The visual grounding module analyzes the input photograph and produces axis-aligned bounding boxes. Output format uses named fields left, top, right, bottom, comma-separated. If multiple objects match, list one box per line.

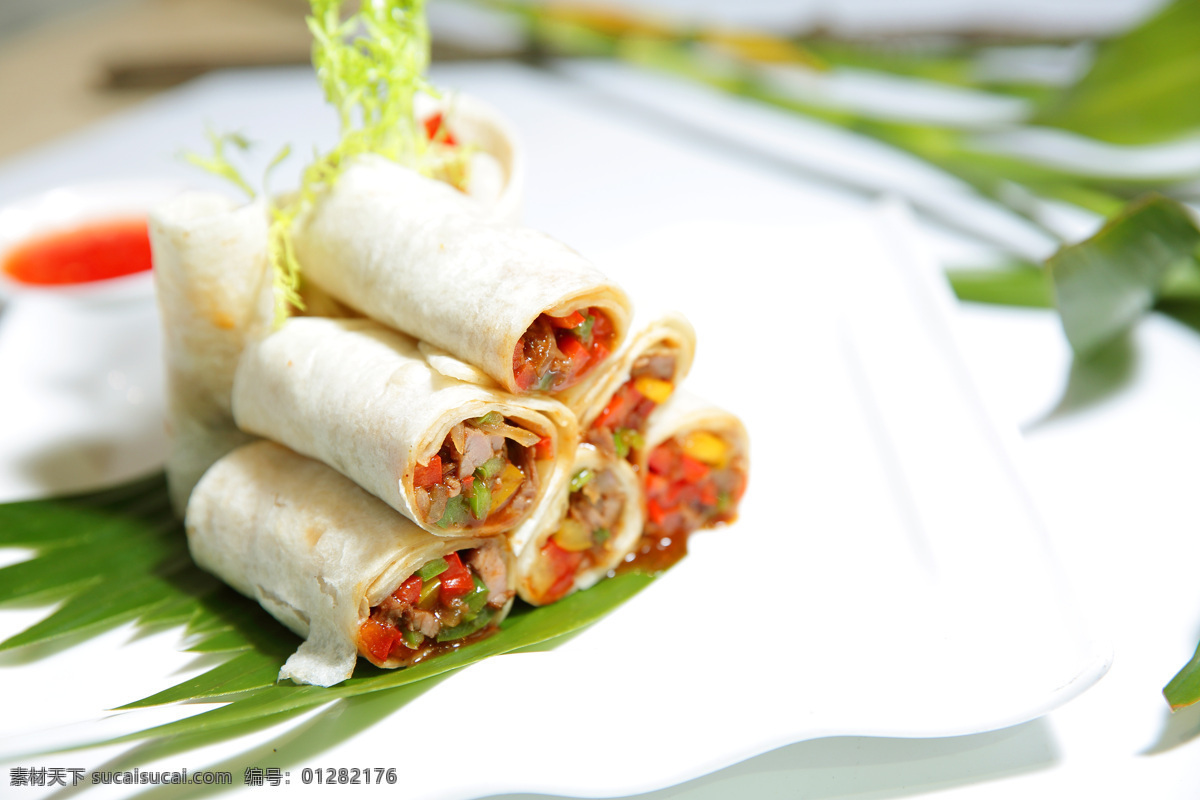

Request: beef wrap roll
left=507, top=444, right=643, bottom=606
left=149, top=192, right=272, bottom=514
left=291, top=156, right=632, bottom=405
left=637, top=391, right=749, bottom=546
left=187, top=441, right=516, bottom=686
left=577, top=312, right=696, bottom=468
left=232, top=317, right=577, bottom=536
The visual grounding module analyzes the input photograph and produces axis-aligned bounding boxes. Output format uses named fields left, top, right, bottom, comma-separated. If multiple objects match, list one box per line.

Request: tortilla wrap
left=507, top=443, right=643, bottom=605
left=575, top=311, right=697, bottom=433
left=232, top=316, right=578, bottom=536
left=149, top=192, right=273, bottom=514
left=291, top=156, right=632, bottom=401
left=186, top=440, right=514, bottom=686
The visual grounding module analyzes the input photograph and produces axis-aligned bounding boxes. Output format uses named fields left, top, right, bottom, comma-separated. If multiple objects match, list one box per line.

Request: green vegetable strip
left=437, top=496, right=471, bottom=528
left=468, top=479, right=491, bottom=520
left=437, top=607, right=496, bottom=642
left=569, top=468, right=595, bottom=493
left=417, top=558, right=449, bottom=581
left=475, top=457, right=504, bottom=481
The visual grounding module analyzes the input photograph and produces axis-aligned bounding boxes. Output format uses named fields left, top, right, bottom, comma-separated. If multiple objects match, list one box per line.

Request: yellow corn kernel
left=633, top=376, right=674, bottom=404
left=681, top=431, right=729, bottom=466
left=552, top=519, right=593, bottom=552
left=488, top=463, right=525, bottom=512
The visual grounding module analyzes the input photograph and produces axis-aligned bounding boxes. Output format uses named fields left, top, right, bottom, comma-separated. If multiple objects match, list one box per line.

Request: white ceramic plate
left=0, top=65, right=1109, bottom=799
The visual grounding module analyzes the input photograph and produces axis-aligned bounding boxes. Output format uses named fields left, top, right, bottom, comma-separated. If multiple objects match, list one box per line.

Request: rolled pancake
left=187, top=441, right=515, bottom=686
left=149, top=192, right=273, bottom=514
left=508, top=443, right=643, bottom=606
left=232, top=316, right=578, bottom=536
left=576, top=312, right=696, bottom=460
left=291, top=155, right=631, bottom=402
left=638, top=390, right=750, bottom=537
left=418, top=92, right=525, bottom=225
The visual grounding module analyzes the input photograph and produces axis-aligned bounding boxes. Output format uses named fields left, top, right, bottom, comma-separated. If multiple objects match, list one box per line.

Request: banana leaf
left=1047, top=194, right=1200, bottom=356
left=1033, top=0, right=1200, bottom=145
left=0, top=475, right=659, bottom=754
left=1165, top=641, right=1200, bottom=710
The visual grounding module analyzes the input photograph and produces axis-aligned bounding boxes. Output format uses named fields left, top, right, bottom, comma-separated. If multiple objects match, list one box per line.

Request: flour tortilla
left=232, top=316, right=578, bottom=536
left=507, top=443, right=643, bottom=605
left=186, top=440, right=513, bottom=686
left=574, top=311, right=697, bottom=432
left=291, top=156, right=631, bottom=400
left=149, top=192, right=273, bottom=514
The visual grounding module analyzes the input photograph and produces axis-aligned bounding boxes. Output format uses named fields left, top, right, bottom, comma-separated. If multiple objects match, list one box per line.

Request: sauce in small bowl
left=3, top=218, right=152, bottom=286
left=0, top=181, right=184, bottom=500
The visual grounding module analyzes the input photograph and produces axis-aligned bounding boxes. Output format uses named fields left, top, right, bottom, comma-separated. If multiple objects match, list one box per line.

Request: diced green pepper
left=716, top=491, right=731, bottom=512
left=536, top=370, right=555, bottom=391
left=573, top=314, right=595, bottom=345
left=475, top=457, right=504, bottom=482
left=474, top=411, right=503, bottom=427
left=569, top=468, right=595, bottom=493
left=437, top=495, right=471, bottom=528
left=418, top=576, right=442, bottom=609
left=468, top=477, right=491, bottom=520
left=593, top=528, right=610, bottom=544
left=437, top=606, right=495, bottom=642
left=613, top=428, right=644, bottom=459
left=401, top=629, right=424, bottom=649
left=464, top=574, right=489, bottom=618
left=417, top=557, right=449, bottom=581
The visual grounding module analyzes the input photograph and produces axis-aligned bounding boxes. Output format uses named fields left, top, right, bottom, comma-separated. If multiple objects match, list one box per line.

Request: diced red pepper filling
left=358, top=541, right=513, bottom=667
left=513, top=307, right=615, bottom=393
left=527, top=467, right=625, bottom=605
left=423, top=112, right=458, bottom=147
left=585, top=349, right=677, bottom=464
left=643, top=434, right=746, bottom=541
left=423, top=111, right=471, bottom=191
left=412, top=413, right=545, bottom=531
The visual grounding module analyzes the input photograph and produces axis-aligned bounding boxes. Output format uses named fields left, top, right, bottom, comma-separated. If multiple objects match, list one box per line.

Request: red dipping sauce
left=2, top=218, right=152, bottom=286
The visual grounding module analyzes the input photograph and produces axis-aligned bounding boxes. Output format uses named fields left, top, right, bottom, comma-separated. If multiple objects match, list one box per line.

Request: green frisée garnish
left=185, top=0, right=472, bottom=326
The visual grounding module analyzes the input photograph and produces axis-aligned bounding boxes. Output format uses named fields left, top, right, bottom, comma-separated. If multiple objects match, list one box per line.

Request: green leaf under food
left=947, top=264, right=1054, bottom=308
left=1048, top=194, right=1200, bottom=356
left=1034, top=0, right=1200, bottom=144
left=1164, top=640, right=1200, bottom=710
left=97, top=572, right=655, bottom=748
left=0, top=474, right=661, bottom=758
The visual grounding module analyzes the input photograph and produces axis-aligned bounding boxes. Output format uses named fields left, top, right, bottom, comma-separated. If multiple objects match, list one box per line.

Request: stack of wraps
left=154, top=105, right=748, bottom=687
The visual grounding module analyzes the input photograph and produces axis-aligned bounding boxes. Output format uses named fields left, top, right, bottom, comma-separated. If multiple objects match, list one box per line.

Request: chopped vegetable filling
left=412, top=413, right=544, bottom=530
left=586, top=350, right=677, bottom=463
left=528, top=466, right=625, bottom=604
left=359, top=540, right=513, bottom=666
left=513, top=307, right=615, bottom=392
left=644, top=433, right=746, bottom=540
